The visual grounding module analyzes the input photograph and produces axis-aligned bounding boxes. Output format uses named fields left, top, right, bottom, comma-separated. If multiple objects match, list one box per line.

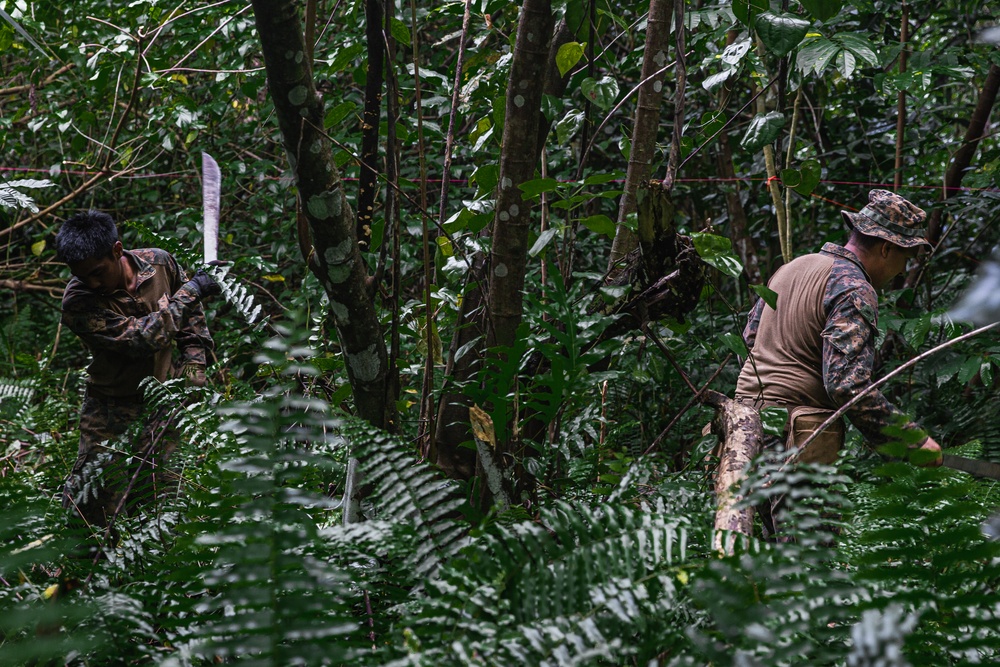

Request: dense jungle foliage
left=3, top=0, right=1000, bottom=664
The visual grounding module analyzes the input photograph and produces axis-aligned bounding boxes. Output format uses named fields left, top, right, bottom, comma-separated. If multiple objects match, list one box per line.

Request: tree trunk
left=924, top=63, right=1000, bottom=246
left=486, top=0, right=554, bottom=351
left=608, top=0, right=674, bottom=268
left=431, top=4, right=571, bottom=482
left=250, top=0, right=395, bottom=431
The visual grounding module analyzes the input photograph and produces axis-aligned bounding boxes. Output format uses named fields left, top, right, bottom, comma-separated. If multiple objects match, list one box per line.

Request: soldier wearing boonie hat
left=841, top=189, right=933, bottom=251
left=733, top=189, right=941, bottom=541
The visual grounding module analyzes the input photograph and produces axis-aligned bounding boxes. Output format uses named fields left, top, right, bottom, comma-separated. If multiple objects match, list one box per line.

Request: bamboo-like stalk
left=782, top=87, right=803, bottom=259
left=893, top=2, right=909, bottom=191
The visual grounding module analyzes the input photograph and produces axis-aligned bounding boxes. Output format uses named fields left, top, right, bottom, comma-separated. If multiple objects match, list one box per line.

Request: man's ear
left=880, top=241, right=893, bottom=258
left=112, top=240, right=124, bottom=258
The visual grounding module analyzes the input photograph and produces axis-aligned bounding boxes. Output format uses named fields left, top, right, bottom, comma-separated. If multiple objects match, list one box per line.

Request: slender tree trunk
left=486, top=0, right=554, bottom=350
left=608, top=0, right=674, bottom=267
left=925, top=63, right=1000, bottom=246
left=250, top=0, right=395, bottom=431
left=432, top=15, right=580, bottom=481
left=716, top=134, right=762, bottom=286
left=356, top=0, right=385, bottom=251
left=893, top=2, right=909, bottom=190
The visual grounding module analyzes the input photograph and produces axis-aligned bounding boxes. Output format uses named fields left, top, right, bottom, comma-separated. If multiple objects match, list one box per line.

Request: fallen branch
left=702, top=389, right=762, bottom=555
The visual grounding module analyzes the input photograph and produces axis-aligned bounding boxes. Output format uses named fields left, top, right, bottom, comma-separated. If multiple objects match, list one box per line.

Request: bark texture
left=703, top=390, right=763, bottom=555
left=432, top=5, right=571, bottom=481
left=924, top=63, right=1000, bottom=247
left=251, top=0, right=394, bottom=430
left=486, top=0, right=554, bottom=350
left=608, top=0, right=674, bottom=266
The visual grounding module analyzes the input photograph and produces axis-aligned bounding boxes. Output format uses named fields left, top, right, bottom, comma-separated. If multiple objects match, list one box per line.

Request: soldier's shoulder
left=130, top=247, right=176, bottom=266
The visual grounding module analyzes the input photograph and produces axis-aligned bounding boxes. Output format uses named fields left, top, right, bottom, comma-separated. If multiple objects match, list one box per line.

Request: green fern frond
left=345, top=418, right=467, bottom=579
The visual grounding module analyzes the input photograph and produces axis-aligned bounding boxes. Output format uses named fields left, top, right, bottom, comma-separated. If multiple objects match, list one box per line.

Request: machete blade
left=201, top=152, right=221, bottom=264
left=942, top=453, right=1000, bottom=480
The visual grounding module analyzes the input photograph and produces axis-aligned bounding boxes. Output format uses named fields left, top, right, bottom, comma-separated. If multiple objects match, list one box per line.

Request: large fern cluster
left=4, top=314, right=1000, bottom=665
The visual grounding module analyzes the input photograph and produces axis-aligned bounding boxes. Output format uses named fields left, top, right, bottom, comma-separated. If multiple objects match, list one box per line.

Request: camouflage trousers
left=62, top=392, right=180, bottom=530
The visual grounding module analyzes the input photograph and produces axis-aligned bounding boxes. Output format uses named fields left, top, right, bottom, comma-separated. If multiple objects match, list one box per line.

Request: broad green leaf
left=390, top=17, right=411, bottom=47
left=796, top=36, right=840, bottom=76
left=324, top=101, right=355, bottom=129
left=750, top=284, right=779, bottom=309
left=958, top=355, right=982, bottom=386
left=702, top=69, right=736, bottom=92
left=700, top=111, right=727, bottom=139
left=436, top=235, right=454, bottom=258
left=471, top=164, right=498, bottom=196
left=760, top=407, right=789, bottom=437
left=794, top=159, right=821, bottom=196
left=555, top=109, right=585, bottom=145
left=583, top=171, right=623, bottom=186
left=691, top=232, right=744, bottom=278
left=721, top=331, right=748, bottom=358
left=780, top=167, right=801, bottom=188
left=835, top=49, right=857, bottom=79
left=581, top=75, right=619, bottom=110
left=519, top=177, right=559, bottom=199
left=798, top=0, right=842, bottom=22
left=680, top=136, right=695, bottom=158
left=732, top=0, right=768, bottom=26
left=31, top=239, right=45, bottom=256
left=443, top=207, right=472, bottom=234
left=599, top=284, right=630, bottom=304
left=529, top=228, right=559, bottom=257
left=556, top=41, right=586, bottom=77
left=755, top=12, right=811, bottom=56
left=580, top=214, right=616, bottom=238
left=739, top=111, right=785, bottom=153
left=721, top=39, right=752, bottom=66
left=836, top=33, right=879, bottom=67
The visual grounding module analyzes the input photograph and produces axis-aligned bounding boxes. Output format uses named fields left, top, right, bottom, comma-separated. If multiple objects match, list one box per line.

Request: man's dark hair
left=848, top=229, right=885, bottom=252
left=55, top=210, right=119, bottom=264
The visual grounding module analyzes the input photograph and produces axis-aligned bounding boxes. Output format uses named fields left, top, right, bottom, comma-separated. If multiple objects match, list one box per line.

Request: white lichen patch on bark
left=328, top=299, right=349, bottom=324
left=308, top=191, right=343, bottom=221
left=349, top=344, right=381, bottom=383
left=494, top=263, right=508, bottom=278
left=323, top=238, right=354, bottom=283
left=289, top=85, right=309, bottom=106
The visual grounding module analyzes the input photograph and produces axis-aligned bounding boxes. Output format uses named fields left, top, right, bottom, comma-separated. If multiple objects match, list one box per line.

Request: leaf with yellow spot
left=31, top=240, right=45, bottom=256
left=43, top=584, right=59, bottom=600
left=262, top=274, right=285, bottom=282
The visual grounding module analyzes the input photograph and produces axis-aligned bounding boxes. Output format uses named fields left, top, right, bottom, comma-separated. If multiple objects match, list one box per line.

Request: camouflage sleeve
left=743, top=297, right=765, bottom=352
left=63, top=282, right=206, bottom=360
left=168, top=255, right=214, bottom=366
left=821, top=280, right=927, bottom=447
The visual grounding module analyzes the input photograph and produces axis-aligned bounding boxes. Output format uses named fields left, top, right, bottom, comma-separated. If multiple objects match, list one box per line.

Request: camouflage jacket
left=62, top=248, right=213, bottom=399
left=739, top=243, right=926, bottom=446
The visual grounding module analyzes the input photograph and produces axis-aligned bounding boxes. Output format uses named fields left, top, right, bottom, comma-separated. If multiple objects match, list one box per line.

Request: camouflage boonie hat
left=841, top=189, right=932, bottom=250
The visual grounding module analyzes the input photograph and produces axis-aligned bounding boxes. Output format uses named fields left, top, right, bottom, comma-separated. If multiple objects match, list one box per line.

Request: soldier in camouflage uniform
left=55, top=210, right=220, bottom=530
left=734, top=190, right=942, bottom=538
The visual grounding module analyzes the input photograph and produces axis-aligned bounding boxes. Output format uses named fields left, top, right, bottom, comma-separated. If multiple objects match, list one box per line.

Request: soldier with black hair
left=55, top=209, right=220, bottom=530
